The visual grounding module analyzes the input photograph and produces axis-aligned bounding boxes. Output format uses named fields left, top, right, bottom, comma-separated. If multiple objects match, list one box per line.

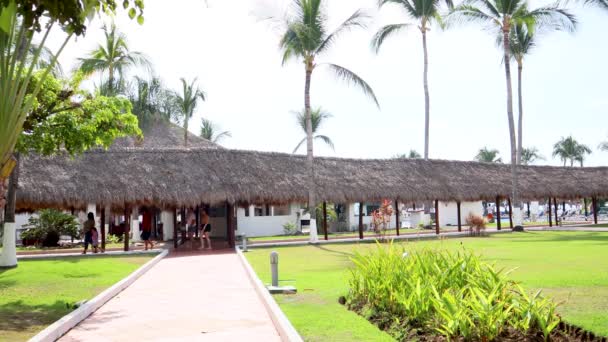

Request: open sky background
left=45, top=0, right=608, bottom=166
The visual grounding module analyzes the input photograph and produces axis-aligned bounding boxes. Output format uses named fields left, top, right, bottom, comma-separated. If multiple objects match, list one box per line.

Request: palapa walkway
left=60, top=249, right=281, bottom=342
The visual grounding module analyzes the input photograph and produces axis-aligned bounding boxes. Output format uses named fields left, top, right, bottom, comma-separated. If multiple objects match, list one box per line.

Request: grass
left=249, top=227, right=458, bottom=243
left=16, top=242, right=124, bottom=253
left=0, top=255, right=153, bottom=341
left=245, top=231, right=608, bottom=341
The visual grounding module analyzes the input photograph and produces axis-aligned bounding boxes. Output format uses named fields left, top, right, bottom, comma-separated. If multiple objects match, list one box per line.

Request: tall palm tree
left=75, top=23, right=152, bottom=95
left=279, top=0, right=379, bottom=229
left=372, top=0, right=452, bottom=160
left=553, top=136, right=589, bottom=167
left=200, top=118, right=231, bottom=144
left=293, top=107, right=334, bottom=153
left=449, top=0, right=575, bottom=209
left=599, top=139, right=608, bottom=152
left=128, top=76, right=176, bottom=129
left=520, top=146, right=544, bottom=165
left=173, top=78, right=206, bottom=146
left=475, top=147, right=502, bottom=163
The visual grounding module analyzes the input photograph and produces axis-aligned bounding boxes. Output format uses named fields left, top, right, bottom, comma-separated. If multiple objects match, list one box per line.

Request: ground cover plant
left=245, top=231, right=608, bottom=341
left=0, top=255, right=153, bottom=341
left=346, top=243, right=560, bottom=341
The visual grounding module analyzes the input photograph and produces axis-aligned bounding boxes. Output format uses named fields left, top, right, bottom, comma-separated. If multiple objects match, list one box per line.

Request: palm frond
left=371, top=23, right=411, bottom=54
left=599, top=141, right=608, bottom=152
left=445, top=4, right=500, bottom=29
left=525, top=6, right=577, bottom=34
left=315, top=134, right=335, bottom=150
left=293, top=137, right=307, bottom=153
left=322, top=63, right=379, bottom=108
left=316, top=9, right=370, bottom=54
left=213, top=130, right=232, bottom=143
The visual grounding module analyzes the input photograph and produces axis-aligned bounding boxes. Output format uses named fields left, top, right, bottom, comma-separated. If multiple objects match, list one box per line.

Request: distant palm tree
left=293, top=108, right=334, bottom=153
left=449, top=0, right=576, bottom=208
left=599, top=140, right=608, bottom=152
left=279, top=0, right=379, bottom=225
left=395, top=150, right=422, bottom=159
left=553, top=136, right=590, bottom=167
left=520, top=147, right=544, bottom=165
left=475, top=147, right=502, bottom=163
left=75, top=23, right=152, bottom=95
left=200, top=118, right=231, bottom=144
left=128, top=76, right=176, bottom=129
left=372, top=0, right=452, bottom=160
left=173, top=78, right=206, bottom=146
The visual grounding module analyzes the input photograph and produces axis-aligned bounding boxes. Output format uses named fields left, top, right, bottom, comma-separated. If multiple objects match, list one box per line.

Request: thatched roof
left=111, top=120, right=219, bottom=149
left=16, top=148, right=608, bottom=211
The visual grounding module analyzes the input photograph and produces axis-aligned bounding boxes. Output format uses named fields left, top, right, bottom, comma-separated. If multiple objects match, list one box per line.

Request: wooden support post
left=508, top=198, right=513, bottom=229
left=358, top=202, right=364, bottom=240
left=195, top=205, right=200, bottom=239
left=100, top=206, right=106, bottom=252
left=495, top=197, right=501, bottom=231
left=526, top=202, right=530, bottom=218
left=562, top=201, right=566, bottom=212
left=584, top=198, right=588, bottom=217
left=123, top=206, right=130, bottom=252
left=548, top=199, right=553, bottom=227
left=180, top=207, right=186, bottom=245
left=226, top=202, right=235, bottom=248
left=412, top=202, right=416, bottom=211
left=592, top=197, right=598, bottom=224
left=456, top=201, right=462, bottom=232
left=435, top=199, right=440, bottom=235
left=554, top=198, right=559, bottom=226
left=395, top=200, right=400, bottom=236
left=322, top=202, right=328, bottom=241
left=173, top=207, right=178, bottom=249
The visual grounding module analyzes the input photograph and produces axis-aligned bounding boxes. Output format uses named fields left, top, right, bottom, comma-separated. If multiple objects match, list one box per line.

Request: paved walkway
left=60, top=251, right=281, bottom=342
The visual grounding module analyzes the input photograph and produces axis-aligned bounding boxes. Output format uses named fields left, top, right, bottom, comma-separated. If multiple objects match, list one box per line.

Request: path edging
left=235, top=246, right=303, bottom=342
left=28, top=249, right=168, bottom=342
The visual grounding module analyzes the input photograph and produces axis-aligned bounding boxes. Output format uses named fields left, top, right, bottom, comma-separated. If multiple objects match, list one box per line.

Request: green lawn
left=16, top=242, right=124, bottom=253
left=249, top=227, right=458, bottom=243
left=0, top=255, right=153, bottom=341
left=245, top=231, right=608, bottom=341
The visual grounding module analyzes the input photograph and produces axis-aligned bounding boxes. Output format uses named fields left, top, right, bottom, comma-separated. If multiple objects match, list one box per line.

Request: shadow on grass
left=0, top=300, right=69, bottom=333
left=506, top=231, right=608, bottom=244
left=312, top=245, right=355, bottom=258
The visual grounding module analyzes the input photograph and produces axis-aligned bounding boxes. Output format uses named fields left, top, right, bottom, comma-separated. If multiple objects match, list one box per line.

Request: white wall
left=438, top=201, right=484, bottom=227
left=235, top=205, right=299, bottom=237
left=347, top=203, right=398, bottom=231
left=160, top=210, right=174, bottom=241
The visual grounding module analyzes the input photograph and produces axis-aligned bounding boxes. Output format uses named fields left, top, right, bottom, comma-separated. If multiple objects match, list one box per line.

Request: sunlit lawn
left=246, top=231, right=608, bottom=341
left=249, top=227, right=459, bottom=243
left=0, top=255, right=153, bottom=341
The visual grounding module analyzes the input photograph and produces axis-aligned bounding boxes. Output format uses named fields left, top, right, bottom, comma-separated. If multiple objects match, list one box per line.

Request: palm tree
left=293, top=107, right=334, bottom=153
left=553, top=136, right=589, bottom=167
left=75, top=23, right=152, bottom=95
left=599, top=140, right=608, bottom=152
left=173, top=78, right=206, bottom=146
left=394, top=150, right=422, bottom=159
left=520, top=147, right=544, bottom=165
left=279, top=0, right=379, bottom=230
left=449, top=0, right=576, bottom=208
left=475, top=147, right=502, bottom=163
left=200, top=118, right=231, bottom=144
left=372, top=0, right=452, bottom=160
left=128, top=76, right=176, bottom=129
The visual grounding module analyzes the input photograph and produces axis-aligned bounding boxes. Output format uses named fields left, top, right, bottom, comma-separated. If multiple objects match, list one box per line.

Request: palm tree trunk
left=502, top=27, right=519, bottom=211
left=108, top=64, right=114, bottom=95
left=0, top=153, right=19, bottom=267
left=305, top=64, right=316, bottom=223
left=422, top=25, right=430, bottom=160
left=184, top=118, right=189, bottom=146
left=516, top=60, right=523, bottom=165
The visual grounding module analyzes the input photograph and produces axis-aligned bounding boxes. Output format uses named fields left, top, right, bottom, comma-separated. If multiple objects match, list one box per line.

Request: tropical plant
left=283, top=222, right=297, bottom=235
left=475, top=147, right=502, bottom=163
left=128, top=76, right=176, bottom=129
left=173, top=78, right=206, bottom=146
left=200, top=118, right=231, bottom=144
left=395, top=149, right=422, bottom=159
left=372, top=0, right=453, bottom=160
left=20, top=209, right=79, bottom=247
left=552, top=136, right=590, bottom=167
left=598, top=139, right=608, bottom=152
left=293, top=107, right=334, bottom=153
left=278, top=0, right=379, bottom=229
left=520, top=146, right=544, bottom=165
left=75, top=23, right=152, bottom=96
left=448, top=0, right=576, bottom=209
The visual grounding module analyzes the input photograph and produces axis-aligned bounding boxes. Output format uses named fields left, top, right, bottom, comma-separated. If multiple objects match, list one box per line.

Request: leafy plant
left=21, top=209, right=78, bottom=247
left=106, top=234, right=122, bottom=244
left=466, top=213, right=486, bottom=236
left=283, top=222, right=297, bottom=236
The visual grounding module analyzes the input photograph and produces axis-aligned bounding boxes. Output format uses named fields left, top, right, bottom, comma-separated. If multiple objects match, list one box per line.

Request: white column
left=270, top=206, right=275, bottom=217
left=0, top=222, right=17, bottom=267
left=104, top=206, right=110, bottom=236
left=131, top=207, right=140, bottom=242
left=309, top=219, right=319, bottom=242
left=160, top=210, right=174, bottom=241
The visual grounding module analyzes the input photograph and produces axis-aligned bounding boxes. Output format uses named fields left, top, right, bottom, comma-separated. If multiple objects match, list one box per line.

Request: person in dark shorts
left=199, top=209, right=212, bottom=250
left=82, top=212, right=95, bottom=254
left=141, top=207, right=154, bottom=250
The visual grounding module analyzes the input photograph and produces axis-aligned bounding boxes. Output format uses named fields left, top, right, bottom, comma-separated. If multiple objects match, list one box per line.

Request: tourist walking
left=91, top=226, right=99, bottom=253
left=199, top=209, right=212, bottom=250
left=141, top=207, right=154, bottom=250
left=82, top=212, right=95, bottom=254
left=187, top=209, right=197, bottom=249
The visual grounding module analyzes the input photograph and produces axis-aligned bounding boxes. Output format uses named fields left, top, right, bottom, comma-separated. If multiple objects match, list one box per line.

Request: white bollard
left=242, top=234, right=248, bottom=252
left=270, top=251, right=279, bottom=287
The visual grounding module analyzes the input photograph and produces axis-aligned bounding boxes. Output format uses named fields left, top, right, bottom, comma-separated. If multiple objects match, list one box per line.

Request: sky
left=45, top=0, right=608, bottom=166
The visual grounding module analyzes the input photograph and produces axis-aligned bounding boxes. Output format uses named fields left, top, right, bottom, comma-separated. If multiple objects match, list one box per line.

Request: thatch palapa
left=16, top=148, right=608, bottom=211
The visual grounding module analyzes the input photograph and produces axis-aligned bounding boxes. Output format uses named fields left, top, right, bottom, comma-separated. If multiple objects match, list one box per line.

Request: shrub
left=21, top=209, right=79, bottom=247
left=346, top=243, right=560, bottom=341
left=283, top=222, right=297, bottom=235
left=106, top=234, right=122, bottom=244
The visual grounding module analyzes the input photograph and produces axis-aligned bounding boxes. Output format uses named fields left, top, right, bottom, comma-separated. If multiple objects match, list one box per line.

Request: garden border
left=235, top=246, right=303, bottom=342
left=28, top=249, right=168, bottom=342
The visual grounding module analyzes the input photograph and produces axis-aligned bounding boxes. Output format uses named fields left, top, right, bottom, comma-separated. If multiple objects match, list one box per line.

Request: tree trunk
left=184, top=117, right=189, bottom=147
left=305, top=61, right=318, bottom=242
left=421, top=24, right=430, bottom=160
left=502, top=26, right=519, bottom=211
left=0, top=153, right=19, bottom=268
left=516, top=60, right=523, bottom=165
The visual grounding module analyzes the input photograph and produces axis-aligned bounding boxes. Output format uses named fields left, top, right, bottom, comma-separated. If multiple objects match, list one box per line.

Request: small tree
left=21, top=209, right=78, bottom=247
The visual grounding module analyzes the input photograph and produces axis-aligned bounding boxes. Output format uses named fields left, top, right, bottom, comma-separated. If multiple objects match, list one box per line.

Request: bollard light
left=242, top=233, right=248, bottom=252
left=270, top=251, right=279, bottom=287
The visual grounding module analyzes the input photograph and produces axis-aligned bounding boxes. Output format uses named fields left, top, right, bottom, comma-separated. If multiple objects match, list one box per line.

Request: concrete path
left=60, top=251, right=281, bottom=342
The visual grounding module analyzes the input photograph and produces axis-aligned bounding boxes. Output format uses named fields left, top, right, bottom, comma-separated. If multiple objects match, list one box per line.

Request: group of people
left=186, top=208, right=212, bottom=250
left=82, top=212, right=102, bottom=254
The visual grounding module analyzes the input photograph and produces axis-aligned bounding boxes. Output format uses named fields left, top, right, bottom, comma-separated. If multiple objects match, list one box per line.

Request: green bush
left=106, top=234, right=122, bottom=244
left=283, top=222, right=297, bottom=235
left=346, top=243, right=560, bottom=341
left=21, top=209, right=79, bottom=247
